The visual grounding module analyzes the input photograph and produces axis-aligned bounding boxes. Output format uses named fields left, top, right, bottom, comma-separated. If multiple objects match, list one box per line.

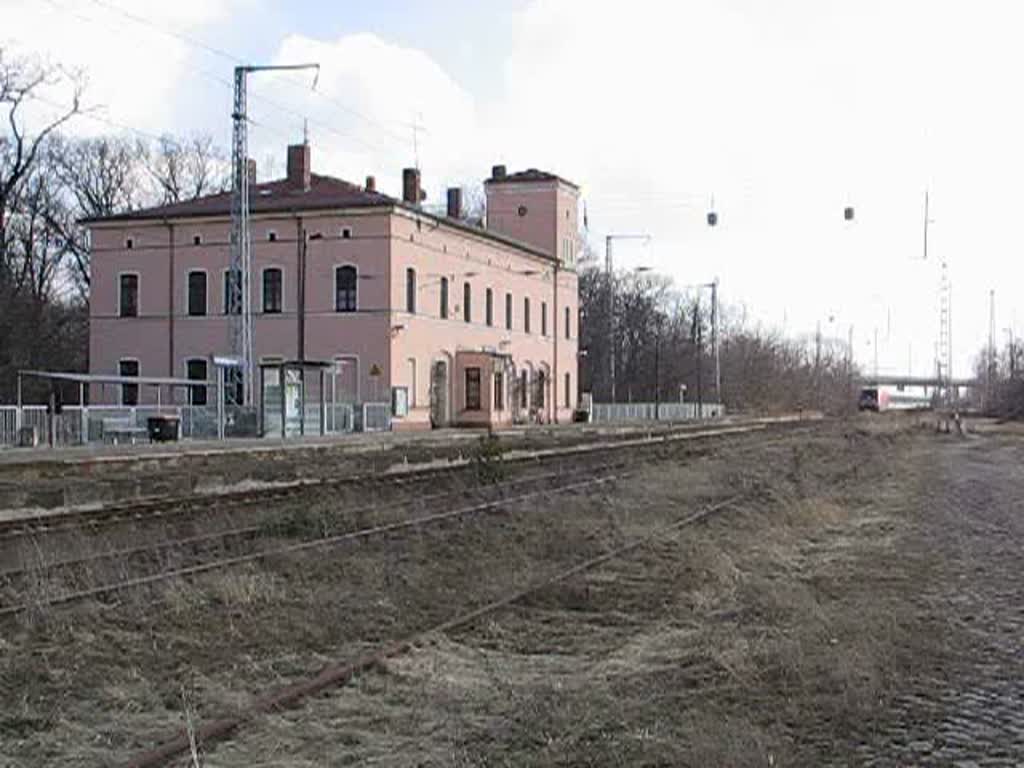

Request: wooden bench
left=101, top=418, right=148, bottom=445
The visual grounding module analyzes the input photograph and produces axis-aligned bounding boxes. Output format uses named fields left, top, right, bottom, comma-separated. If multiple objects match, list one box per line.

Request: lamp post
left=605, top=233, right=651, bottom=403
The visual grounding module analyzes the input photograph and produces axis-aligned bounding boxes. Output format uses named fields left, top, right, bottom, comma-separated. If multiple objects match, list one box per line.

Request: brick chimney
left=491, top=164, right=507, bottom=180
left=402, top=168, right=422, bottom=205
left=446, top=187, right=463, bottom=219
left=365, top=175, right=376, bottom=193
left=246, top=158, right=257, bottom=185
left=287, top=144, right=311, bottom=190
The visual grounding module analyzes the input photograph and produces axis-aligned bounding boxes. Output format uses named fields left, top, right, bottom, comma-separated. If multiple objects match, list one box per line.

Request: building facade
left=85, top=145, right=580, bottom=429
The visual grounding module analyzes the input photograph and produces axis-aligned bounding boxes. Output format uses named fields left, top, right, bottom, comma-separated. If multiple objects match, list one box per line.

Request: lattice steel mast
left=229, top=63, right=319, bottom=405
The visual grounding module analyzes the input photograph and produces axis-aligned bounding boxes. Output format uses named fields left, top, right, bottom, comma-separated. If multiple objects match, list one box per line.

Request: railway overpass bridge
left=856, top=375, right=977, bottom=389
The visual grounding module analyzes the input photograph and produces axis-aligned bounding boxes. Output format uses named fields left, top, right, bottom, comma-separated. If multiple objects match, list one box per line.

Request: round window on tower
left=518, top=205, right=528, bottom=217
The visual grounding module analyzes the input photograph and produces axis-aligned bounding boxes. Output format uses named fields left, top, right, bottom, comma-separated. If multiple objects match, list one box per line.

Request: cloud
left=248, top=32, right=480, bottom=201
left=1, top=0, right=241, bottom=137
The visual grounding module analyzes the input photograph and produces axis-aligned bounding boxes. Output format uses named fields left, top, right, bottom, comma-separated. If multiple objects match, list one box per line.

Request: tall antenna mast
left=229, top=62, right=319, bottom=406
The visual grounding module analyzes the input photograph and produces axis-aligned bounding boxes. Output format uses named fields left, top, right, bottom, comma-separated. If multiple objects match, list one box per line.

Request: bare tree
left=0, top=48, right=82, bottom=260
left=144, top=133, right=229, bottom=205
left=46, top=134, right=144, bottom=291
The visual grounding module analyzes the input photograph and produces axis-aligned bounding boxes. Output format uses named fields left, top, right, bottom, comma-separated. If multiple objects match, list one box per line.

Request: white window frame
left=185, top=268, right=209, bottom=317
left=117, top=270, right=141, bottom=318
left=118, top=357, right=141, bottom=406
left=260, top=265, right=286, bottom=314
left=266, top=229, right=278, bottom=242
left=333, top=263, right=359, bottom=312
left=125, top=236, right=135, bottom=250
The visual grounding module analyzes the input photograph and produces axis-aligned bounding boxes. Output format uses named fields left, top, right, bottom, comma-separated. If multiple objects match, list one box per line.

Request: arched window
left=406, top=268, right=416, bottom=313
left=335, top=265, right=357, bottom=312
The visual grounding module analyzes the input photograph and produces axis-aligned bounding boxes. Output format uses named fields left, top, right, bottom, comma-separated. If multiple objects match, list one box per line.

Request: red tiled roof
left=81, top=173, right=393, bottom=223
left=485, top=168, right=579, bottom=189
left=82, top=172, right=556, bottom=260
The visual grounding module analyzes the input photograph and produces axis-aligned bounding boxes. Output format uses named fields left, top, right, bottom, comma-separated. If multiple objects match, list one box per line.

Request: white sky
left=5, top=0, right=1022, bottom=377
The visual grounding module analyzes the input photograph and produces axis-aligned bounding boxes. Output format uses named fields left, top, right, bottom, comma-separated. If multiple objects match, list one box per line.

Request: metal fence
left=1, top=401, right=369, bottom=448
left=590, top=402, right=725, bottom=423
left=361, top=402, right=392, bottom=433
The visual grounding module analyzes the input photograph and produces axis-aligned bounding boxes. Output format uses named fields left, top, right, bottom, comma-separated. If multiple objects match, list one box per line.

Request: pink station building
left=85, top=144, right=581, bottom=430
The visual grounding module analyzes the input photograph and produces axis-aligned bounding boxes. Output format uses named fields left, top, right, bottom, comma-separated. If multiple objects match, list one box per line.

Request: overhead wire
left=86, top=0, right=412, bottom=149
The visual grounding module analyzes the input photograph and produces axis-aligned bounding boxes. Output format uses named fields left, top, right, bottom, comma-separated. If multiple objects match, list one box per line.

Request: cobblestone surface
left=843, top=436, right=1024, bottom=767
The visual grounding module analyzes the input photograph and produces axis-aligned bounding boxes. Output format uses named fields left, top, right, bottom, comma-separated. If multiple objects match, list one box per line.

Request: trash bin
left=146, top=415, right=180, bottom=442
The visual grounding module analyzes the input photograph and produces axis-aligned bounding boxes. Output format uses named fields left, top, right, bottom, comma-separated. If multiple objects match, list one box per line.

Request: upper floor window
left=440, top=277, right=449, bottom=319
left=263, top=268, right=283, bottom=313
left=119, top=274, right=138, bottom=317
left=125, top=237, right=134, bottom=250
left=565, top=306, right=571, bottom=339
left=267, top=230, right=277, bottom=242
left=406, top=268, right=416, bottom=313
left=341, top=227, right=353, bottom=240
left=119, top=359, right=139, bottom=405
left=223, top=270, right=242, bottom=315
left=193, top=234, right=202, bottom=246
left=187, top=271, right=207, bottom=316
left=485, top=288, right=493, bottom=327
left=524, top=297, right=531, bottom=334
left=541, top=301, right=548, bottom=336
left=463, top=282, right=471, bottom=323
left=335, top=265, right=357, bottom=312
left=506, top=292, right=513, bottom=330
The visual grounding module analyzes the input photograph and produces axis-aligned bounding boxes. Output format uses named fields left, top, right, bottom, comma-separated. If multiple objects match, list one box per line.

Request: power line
left=36, top=0, right=386, bottom=156
left=86, top=0, right=412, bottom=148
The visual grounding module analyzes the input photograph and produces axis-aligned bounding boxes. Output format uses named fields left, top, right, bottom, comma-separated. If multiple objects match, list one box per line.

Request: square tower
left=484, top=166, right=580, bottom=267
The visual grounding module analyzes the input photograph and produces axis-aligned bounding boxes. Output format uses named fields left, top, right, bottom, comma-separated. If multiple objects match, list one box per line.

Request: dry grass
left=0, top=420, right=944, bottom=767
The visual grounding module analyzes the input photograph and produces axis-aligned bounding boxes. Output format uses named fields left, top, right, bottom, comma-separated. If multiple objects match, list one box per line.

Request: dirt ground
left=3, top=416, right=1023, bottom=766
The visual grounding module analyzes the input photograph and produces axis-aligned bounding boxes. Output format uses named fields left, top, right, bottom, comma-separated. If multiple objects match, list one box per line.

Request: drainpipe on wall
left=166, top=220, right=175, bottom=387
left=552, top=260, right=559, bottom=425
left=296, top=218, right=306, bottom=362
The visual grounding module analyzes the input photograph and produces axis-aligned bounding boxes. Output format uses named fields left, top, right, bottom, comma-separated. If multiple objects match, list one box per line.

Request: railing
left=590, top=402, right=725, bottom=423
left=1, top=400, right=381, bottom=448
left=362, top=402, right=392, bottom=433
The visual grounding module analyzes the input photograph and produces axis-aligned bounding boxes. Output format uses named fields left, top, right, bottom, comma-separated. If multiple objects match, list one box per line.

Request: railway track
left=125, top=492, right=745, bottom=768
left=0, top=418, right=816, bottom=619
left=0, top=417, right=804, bottom=541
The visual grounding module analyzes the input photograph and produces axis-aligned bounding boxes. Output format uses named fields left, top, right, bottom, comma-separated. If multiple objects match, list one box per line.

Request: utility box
left=146, top=415, right=180, bottom=442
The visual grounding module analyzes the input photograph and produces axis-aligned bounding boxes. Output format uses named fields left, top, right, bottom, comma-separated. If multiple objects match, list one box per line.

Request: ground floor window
left=494, top=371, right=504, bottom=411
left=186, top=359, right=208, bottom=405
left=534, top=371, right=546, bottom=409
left=119, top=359, right=139, bottom=405
left=465, top=367, right=481, bottom=411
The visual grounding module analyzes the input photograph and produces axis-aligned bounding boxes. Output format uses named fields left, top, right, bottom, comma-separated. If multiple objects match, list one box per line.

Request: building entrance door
left=430, top=359, right=449, bottom=427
